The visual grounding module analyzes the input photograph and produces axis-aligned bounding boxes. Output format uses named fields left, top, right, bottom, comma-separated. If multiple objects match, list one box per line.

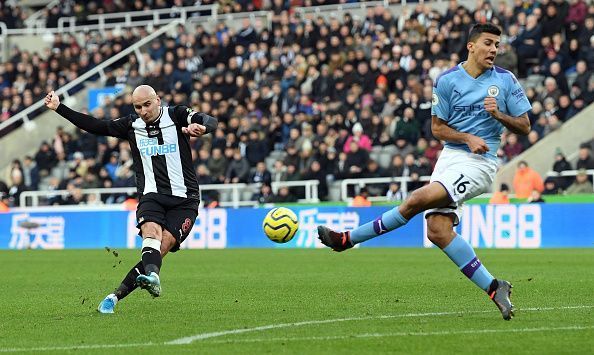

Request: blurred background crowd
left=1, top=0, right=593, bottom=207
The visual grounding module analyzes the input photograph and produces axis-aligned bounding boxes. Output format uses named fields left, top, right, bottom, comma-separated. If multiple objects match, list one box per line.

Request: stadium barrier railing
left=340, top=175, right=432, bottom=202
left=19, top=180, right=320, bottom=208
left=23, top=0, right=60, bottom=28
left=545, top=169, right=594, bottom=192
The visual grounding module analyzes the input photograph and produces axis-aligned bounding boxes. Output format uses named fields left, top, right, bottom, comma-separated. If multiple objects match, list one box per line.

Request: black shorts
left=136, top=193, right=199, bottom=252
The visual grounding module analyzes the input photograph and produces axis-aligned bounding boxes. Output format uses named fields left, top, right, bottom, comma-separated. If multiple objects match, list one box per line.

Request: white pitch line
left=1, top=305, right=592, bottom=353
left=203, top=325, right=594, bottom=344
left=167, top=305, right=594, bottom=345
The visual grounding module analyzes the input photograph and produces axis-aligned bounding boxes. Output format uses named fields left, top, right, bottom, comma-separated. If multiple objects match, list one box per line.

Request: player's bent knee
left=426, top=214, right=456, bottom=248
left=426, top=226, right=448, bottom=246
left=404, top=189, right=427, bottom=213
left=140, top=222, right=163, bottom=241
left=160, top=230, right=177, bottom=256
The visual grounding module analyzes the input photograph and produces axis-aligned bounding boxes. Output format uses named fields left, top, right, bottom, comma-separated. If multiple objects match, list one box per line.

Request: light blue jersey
left=431, top=63, right=532, bottom=160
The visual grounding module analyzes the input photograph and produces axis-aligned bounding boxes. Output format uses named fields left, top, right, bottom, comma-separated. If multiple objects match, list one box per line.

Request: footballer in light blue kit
left=317, top=24, right=532, bottom=320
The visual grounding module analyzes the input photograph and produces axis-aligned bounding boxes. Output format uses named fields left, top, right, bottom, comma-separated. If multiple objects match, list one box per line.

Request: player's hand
left=44, top=91, right=60, bottom=111
left=465, top=134, right=489, bottom=154
left=182, top=123, right=206, bottom=137
left=484, top=97, right=500, bottom=118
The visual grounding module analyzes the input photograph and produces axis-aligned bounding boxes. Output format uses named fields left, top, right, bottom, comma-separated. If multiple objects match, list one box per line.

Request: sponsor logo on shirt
left=139, top=138, right=177, bottom=157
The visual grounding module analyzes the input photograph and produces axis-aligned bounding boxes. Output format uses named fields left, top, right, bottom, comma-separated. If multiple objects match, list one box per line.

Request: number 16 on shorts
left=453, top=174, right=471, bottom=195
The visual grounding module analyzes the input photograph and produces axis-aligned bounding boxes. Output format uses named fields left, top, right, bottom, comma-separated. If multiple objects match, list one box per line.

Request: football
left=262, top=207, right=299, bottom=243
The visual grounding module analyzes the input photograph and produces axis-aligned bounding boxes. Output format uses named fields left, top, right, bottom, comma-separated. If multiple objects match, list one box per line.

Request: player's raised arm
left=431, top=115, right=489, bottom=154
left=45, top=90, right=114, bottom=137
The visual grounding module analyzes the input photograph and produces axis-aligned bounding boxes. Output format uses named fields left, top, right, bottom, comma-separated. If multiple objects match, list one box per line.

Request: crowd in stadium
left=1, top=0, right=594, bottom=207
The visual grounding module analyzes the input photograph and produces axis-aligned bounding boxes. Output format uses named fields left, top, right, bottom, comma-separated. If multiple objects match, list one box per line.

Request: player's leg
left=427, top=213, right=514, bottom=320
left=98, top=234, right=175, bottom=313
left=318, top=182, right=451, bottom=251
left=427, top=213, right=495, bottom=286
left=115, top=235, right=174, bottom=300
left=131, top=194, right=168, bottom=297
left=139, top=221, right=164, bottom=275
left=134, top=221, right=165, bottom=297
left=99, top=195, right=176, bottom=311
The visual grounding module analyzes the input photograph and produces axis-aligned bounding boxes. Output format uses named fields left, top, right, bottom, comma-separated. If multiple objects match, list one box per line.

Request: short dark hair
left=468, top=23, right=502, bottom=42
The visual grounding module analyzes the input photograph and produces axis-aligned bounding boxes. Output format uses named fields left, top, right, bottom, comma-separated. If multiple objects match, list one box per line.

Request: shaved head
left=132, top=85, right=161, bottom=123
left=132, top=85, right=157, bottom=100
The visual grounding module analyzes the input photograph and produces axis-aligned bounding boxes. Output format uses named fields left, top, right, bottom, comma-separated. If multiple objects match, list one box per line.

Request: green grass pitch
left=1, top=248, right=593, bottom=354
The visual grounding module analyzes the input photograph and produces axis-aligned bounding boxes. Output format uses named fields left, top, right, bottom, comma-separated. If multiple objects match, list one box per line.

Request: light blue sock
left=350, top=207, right=408, bottom=244
left=442, top=235, right=494, bottom=291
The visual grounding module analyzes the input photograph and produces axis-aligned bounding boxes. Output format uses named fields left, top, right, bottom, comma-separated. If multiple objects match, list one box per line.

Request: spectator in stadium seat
left=541, top=3, right=565, bottom=38
left=527, top=189, right=546, bottom=203
left=566, top=0, right=588, bottom=39
left=193, top=148, right=210, bottom=170
left=502, top=133, right=524, bottom=161
left=577, top=16, right=594, bottom=46
left=34, top=142, right=57, bottom=176
left=576, top=144, right=594, bottom=169
left=225, top=149, right=250, bottom=183
left=273, top=186, right=297, bottom=203
left=565, top=169, right=594, bottom=194
left=302, top=160, right=328, bottom=200
left=388, top=154, right=405, bottom=178
left=271, top=160, right=287, bottom=183
left=0, top=192, right=10, bottom=212
left=250, top=161, right=272, bottom=185
left=283, top=143, right=301, bottom=169
left=343, top=122, right=372, bottom=153
left=8, top=169, right=26, bottom=207
left=555, top=95, right=573, bottom=121
left=104, top=152, right=120, bottom=181
left=539, top=77, right=562, bottom=102
left=196, top=165, right=214, bottom=185
left=345, top=141, right=369, bottom=178
left=494, top=39, right=518, bottom=74
left=513, top=161, right=544, bottom=199
left=207, top=148, right=228, bottom=183
left=543, top=177, right=563, bottom=195
left=512, top=15, right=542, bottom=77
left=21, top=156, right=40, bottom=191
left=490, top=183, right=511, bottom=204
left=386, top=182, right=406, bottom=202
left=573, top=60, right=591, bottom=93
left=549, top=62, right=570, bottom=96
left=351, top=187, right=372, bottom=207
left=552, top=148, right=573, bottom=189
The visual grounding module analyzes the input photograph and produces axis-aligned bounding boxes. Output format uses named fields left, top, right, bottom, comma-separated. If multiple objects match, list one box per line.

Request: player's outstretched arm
left=45, top=90, right=111, bottom=136
left=484, top=97, right=531, bottom=135
left=431, top=115, right=489, bottom=154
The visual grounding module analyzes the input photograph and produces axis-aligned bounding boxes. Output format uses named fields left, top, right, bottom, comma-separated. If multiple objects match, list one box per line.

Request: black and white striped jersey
left=55, top=104, right=217, bottom=200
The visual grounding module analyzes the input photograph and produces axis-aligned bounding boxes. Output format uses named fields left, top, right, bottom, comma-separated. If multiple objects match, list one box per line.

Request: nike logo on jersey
left=142, top=250, right=152, bottom=256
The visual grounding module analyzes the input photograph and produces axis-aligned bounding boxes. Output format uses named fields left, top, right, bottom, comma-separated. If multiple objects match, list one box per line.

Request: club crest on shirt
left=487, top=85, right=500, bottom=97
left=432, top=93, right=439, bottom=105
